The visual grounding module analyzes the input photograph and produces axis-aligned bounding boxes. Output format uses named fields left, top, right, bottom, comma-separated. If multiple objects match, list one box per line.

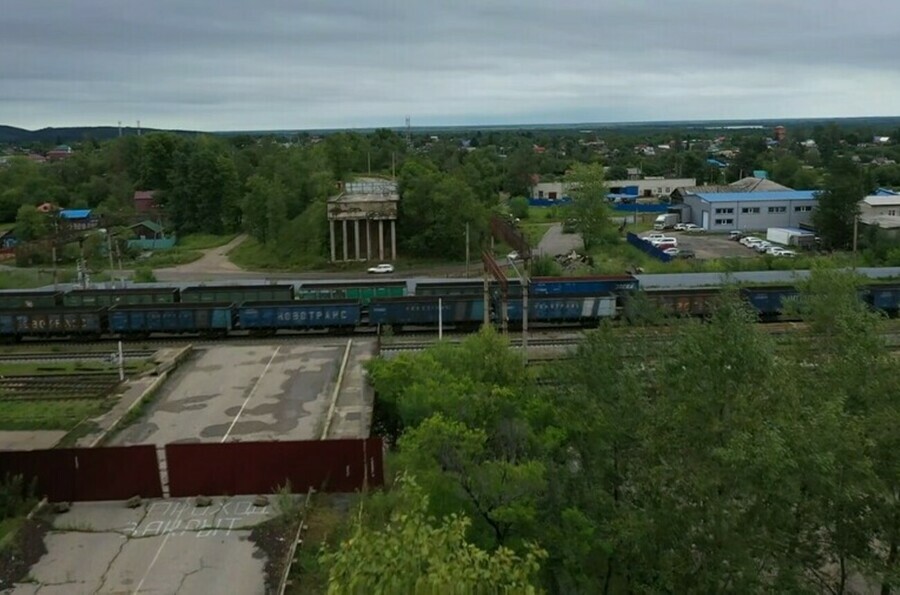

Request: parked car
left=650, top=237, right=678, bottom=247
left=663, top=247, right=680, bottom=256
left=776, top=249, right=797, bottom=257
left=676, top=249, right=696, bottom=259
left=682, top=224, right=703, bottom=233
left=754, top=241, right=773, bottom=253
left=643, top=233, right=666, bottom=242
left=739, top=236, right=760, bottom=247
left=367, top=263, right=395, bottom=274
left=729, top=230, right=743, bottom=240
left=765, top=245, right=786, bottom=255
left=673, top=223, right=687, bottom=231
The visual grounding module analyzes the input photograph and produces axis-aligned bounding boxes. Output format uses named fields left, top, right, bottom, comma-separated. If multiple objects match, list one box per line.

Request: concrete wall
left=860, top=201, right=900, bottom=218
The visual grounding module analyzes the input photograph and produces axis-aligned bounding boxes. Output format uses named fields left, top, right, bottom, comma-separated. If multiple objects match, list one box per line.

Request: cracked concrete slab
left=7, top=497, right=275, bottom=594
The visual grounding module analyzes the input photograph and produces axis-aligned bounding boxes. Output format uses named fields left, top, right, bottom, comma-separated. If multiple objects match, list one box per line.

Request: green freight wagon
left=0, top=290, right=62, bottom=309
left=180, top=284, right=294, bottom=305
left=296, top=281, right=406, bottom=305
left=63, top=287, right=179, bottom=307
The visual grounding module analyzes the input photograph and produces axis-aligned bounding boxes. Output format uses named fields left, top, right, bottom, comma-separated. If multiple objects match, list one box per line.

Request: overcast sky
left=2, top=0, right=898, bottom=131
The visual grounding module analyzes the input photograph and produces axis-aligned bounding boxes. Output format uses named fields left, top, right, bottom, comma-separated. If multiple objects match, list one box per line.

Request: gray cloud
left=1, top=0, right=898, bottom=130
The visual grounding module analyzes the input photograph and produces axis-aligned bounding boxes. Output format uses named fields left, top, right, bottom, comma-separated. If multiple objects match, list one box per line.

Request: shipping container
left=503, top=294, right=617, bottom=323
left=643, top=289, right=721, bottom=317
left=238, top=300, right=360, bottom=330
left=741, top=286, right=799, bottom=317
left=0, top=308, right=104, bottom=338
left=866, top=284, right=900, bottom=313
left=63, top=287, right=178, bottom=307
left=369, top=296, right=485, bottom=327
left=530, top=275, right=639, bottom=296
left=180, top=284, right=293, bottom=305
left=108, top=303, right=233, bottom=335
left=296, top=281, right=405, bottom=305
left=0, top=291, right=62, bottom=309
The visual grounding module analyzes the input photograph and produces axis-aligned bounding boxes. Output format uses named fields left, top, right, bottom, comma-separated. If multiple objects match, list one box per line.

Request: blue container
left=238, top=301, right=360, bottom=329
left=741, top=287, right=799, bottom=315
left=370, top=297, right=484, bottom=326
left=504, top=295, right=617, bottom=322
left=868, top=285, right=900, bottom=311
left=530, top=275, right=638, bottom=296
left=0, top=308, right=103, bottom=337
left=109, top=304, right=233, bottom=334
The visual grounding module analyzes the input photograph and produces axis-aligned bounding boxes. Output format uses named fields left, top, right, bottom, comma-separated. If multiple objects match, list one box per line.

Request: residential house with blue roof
left=681, top=190, right=818, bottom=231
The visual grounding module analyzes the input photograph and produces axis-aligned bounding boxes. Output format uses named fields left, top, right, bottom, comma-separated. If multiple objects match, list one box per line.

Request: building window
left=548, top=192, right=557, bottom=199
left=741, top=207, right=760, bottom=214
left=538, top=191, right=544, bottom=198
left=768, top=206, right=787, bottom=213
left=793, top=205, right=812, bottom=212
left=889, top=209, right=897, bottom=216
left=715, top=207, right=734, bottom=214
left=714, top=218, right=734, bottom=226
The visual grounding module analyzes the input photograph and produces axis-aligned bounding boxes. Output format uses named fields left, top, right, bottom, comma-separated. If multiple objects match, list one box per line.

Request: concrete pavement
left=536, top=223, right=582, bottom=258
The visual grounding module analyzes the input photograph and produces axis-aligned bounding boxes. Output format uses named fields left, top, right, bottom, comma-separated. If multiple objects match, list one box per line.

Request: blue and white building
left=680, top=190, right=818, bottom=231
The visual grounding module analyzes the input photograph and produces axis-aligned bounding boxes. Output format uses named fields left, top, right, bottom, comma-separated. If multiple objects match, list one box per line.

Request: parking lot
left=639, top=230, right=758, bottom=260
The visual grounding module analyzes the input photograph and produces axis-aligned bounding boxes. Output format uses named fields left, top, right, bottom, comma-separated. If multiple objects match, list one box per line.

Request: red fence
left=165, top=438, right=383, bottom=498
left=0, top=445, right=162, bottom=502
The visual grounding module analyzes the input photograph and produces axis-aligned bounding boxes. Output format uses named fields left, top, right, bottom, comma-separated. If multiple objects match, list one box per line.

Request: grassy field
left=287, top=494, right=353, bottom=595
left=176, top=233, right=238, bottom=251
left=0, top=398, right=113, bottom=431
left=229, top=237, right=328, bottom=270
left=0, top=270, right=75, bottom=290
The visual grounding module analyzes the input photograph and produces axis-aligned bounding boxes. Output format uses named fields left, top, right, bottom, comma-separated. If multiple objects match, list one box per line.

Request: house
left=58, top=209, right=98, bottom=231
left=133, top=190, right=160, bottom=214
left=47, top=145, right=74, bottom=161
left=859, top=189, right=900, bottom=219
left=680, top=190, right=818, bottom=231
left=128, top=220, right=165, bottom=240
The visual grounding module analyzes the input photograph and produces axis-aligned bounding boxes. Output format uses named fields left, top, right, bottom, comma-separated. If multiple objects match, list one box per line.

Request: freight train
left=0, top=275, right=898, bottom=341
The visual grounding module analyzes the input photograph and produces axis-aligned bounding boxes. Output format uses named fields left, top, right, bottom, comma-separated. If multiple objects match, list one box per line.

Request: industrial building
left=859, top=188, right=900, bottom=236
left=678, top=190, right=818, bottom=232
left=531, top=177, right=696, bottom=201
left=327, top=179, right=399, bottom=262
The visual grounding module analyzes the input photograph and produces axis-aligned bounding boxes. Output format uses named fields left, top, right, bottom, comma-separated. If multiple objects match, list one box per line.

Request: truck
left=653, top=213, right=680, bottom=230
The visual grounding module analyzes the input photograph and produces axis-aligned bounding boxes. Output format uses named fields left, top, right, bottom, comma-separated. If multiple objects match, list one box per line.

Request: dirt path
left=155, top=234, right=247, bottom=279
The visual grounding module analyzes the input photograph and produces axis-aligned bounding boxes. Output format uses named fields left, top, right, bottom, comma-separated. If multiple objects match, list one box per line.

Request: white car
left=682, top=224, right=703, bottom=233
left=507, top=251, right=520, bottom=261
left=740, top=236, right=760, bottom=247
left=644, top=233, right=666, bottom=242
left=673, top=223, right=687, bottom=231
left=650, top=237, right=677, bottom=247
left=663, top=247, right=680, bottom=256
left=754, top=242, right=772, bottom=253
left=776, top=250, right=797, bottom=257
left=367, top=263, right=394, bottom=274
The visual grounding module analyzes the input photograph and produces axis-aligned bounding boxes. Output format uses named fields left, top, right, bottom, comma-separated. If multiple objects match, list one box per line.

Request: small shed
left=128, top=220, right=164, bottom=240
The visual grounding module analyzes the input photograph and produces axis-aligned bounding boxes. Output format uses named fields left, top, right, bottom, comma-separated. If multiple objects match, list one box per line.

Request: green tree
left=322, top=477, right=545, bottom=594
left=563, top=162, right=613, bottom=251
left=509, top=196, right=529, bottom=219
left=14, top=205, right=49, bottom=241
left=812, top=158, right=866, bottom=250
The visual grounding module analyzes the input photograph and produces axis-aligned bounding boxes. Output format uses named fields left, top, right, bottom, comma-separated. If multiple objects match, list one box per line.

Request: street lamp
left=507, top=255, right=528, bottom=363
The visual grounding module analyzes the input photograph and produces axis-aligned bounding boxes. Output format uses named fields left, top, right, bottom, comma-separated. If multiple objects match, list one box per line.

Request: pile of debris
left=555, top=250, right=594, bottom=270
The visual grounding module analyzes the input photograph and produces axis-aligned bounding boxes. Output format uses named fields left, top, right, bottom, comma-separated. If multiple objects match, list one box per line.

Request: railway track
left=0, top=350, right=157, bottom=363
left=0, top=374, right=121, bottom=400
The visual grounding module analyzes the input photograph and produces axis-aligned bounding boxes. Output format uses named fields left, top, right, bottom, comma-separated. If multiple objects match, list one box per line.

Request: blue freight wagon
left=503, top=294, right=617, bottom=324
left=414, top=280, right=523, bottom=297
left=0, top=308, right=104, bottom=339
left=109, top=303, right=233, bottom=336
left=180, top=284, right=294, bottom=304
left=530, top=275, right=639, bottom=296
left=867, top=284, right=900, bottom=313
left=369, top=297, right=485, bottom=328
left=741, top=286, right=800, bottom=318
left=237, top=301, right=361, bottom=330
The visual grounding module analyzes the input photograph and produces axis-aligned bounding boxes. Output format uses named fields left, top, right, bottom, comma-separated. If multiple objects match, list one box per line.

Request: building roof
left=861, top=214, right=900, bottom=229
left=862, top=195, right=900, bottom=207
left=692, top=190, right=818, bottom=203
left=128, top=220, right=164, bottom=233
left=730, top=177, right=792, bottom=192
left=59, top=209, right=92, bottom=219
left=875, top=187, right=898, bottom=196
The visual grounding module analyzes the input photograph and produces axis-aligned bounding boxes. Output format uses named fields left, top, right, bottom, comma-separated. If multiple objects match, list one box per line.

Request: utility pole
left=853, top=215, right=859, bottom=254
left=106, top=231, right=115, bottom=273
left=465, top=222, right=470, bottom=278
left=438, top=298, right=443, bottom=340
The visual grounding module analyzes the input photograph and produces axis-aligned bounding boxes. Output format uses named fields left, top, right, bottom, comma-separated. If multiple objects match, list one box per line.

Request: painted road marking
left=132, top=505, right=187, bottom=594
left=221, top=346, right=281, bottom=442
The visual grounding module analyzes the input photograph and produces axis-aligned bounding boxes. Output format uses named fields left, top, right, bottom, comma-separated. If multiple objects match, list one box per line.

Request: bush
left=509, top=197, right=529, bottom=220
left=530, top=255, right=562, bottom=277
left=133, top=267, right=157, bottom=283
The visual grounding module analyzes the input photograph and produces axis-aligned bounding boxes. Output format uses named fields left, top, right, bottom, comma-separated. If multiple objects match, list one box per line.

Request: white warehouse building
left=679, top=190, right=818, bottom=231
